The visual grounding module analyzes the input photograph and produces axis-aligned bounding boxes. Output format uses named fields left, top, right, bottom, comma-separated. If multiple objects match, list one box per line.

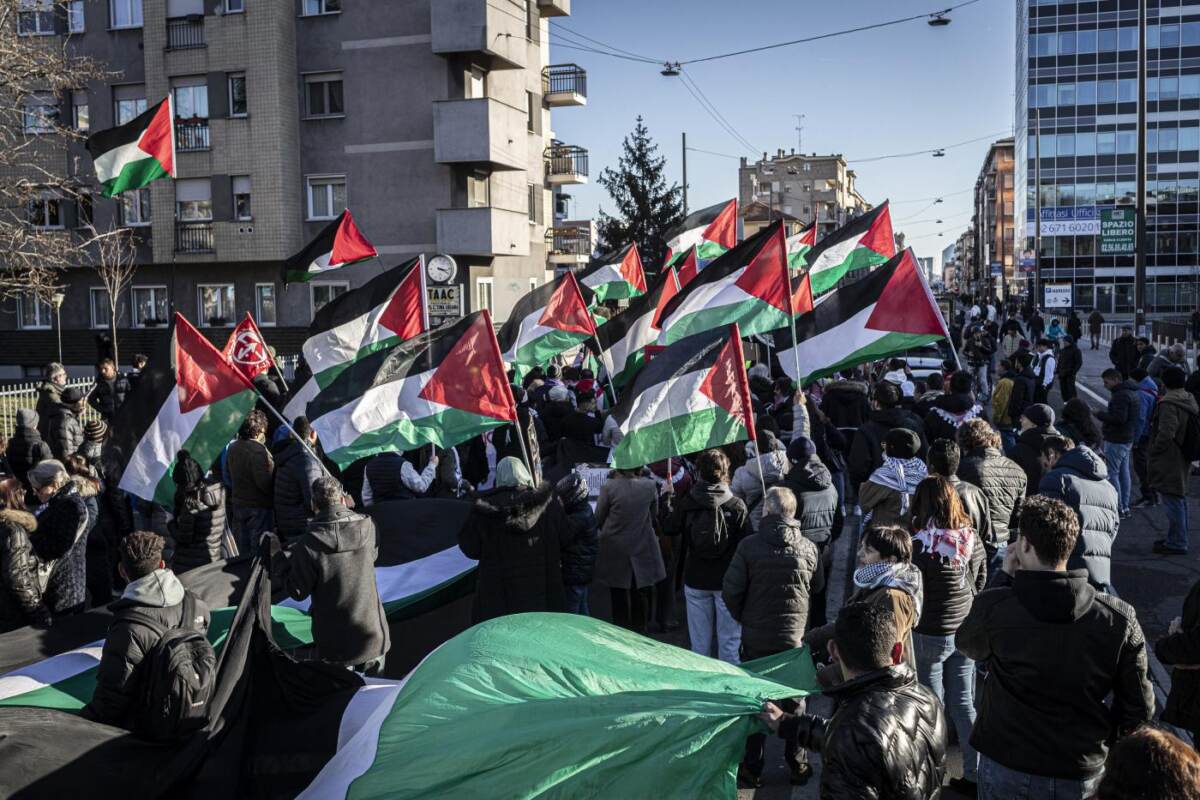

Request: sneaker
left=736, top=766, right=762, bottom=789
left=947, top=777, right=979, bottom=797
left=1153, top=541, right=1189, bottom=556
left=789, top=763, right=813, bottom=786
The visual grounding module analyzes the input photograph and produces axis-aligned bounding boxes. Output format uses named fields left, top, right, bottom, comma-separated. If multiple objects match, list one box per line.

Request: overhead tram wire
left=685, top=146, right=745, bottom=160
left=549, top=22, right=665, bottom=64
left=676, top=71, right=761, bottom=156
left=848, top=129, right=1012, bottom=163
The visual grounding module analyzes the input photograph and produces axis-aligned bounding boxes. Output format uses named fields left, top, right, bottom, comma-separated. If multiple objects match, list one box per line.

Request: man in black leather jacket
left=759, top=602, right=947, bottom=799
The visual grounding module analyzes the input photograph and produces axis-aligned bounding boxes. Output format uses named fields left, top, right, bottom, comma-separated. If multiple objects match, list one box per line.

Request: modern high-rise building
left=2, top=0, right=586, bottom=376
left=737, top=150, right=871, bottom=240
left=1015, top=0, right=1200, bottom=318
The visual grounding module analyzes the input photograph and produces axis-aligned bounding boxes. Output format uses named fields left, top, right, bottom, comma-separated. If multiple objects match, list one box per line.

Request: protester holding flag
left=594, top=466, right=664, bottom=632
left=226, top=409, right=275, bottom=553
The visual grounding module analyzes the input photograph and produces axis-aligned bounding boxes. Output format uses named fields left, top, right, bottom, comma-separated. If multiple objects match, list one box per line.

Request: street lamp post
left=51, top=290, right=66, bottom=365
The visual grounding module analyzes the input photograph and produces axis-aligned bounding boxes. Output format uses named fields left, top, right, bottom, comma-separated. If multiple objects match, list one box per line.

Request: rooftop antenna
left=794, top=114, right=805, bottom=154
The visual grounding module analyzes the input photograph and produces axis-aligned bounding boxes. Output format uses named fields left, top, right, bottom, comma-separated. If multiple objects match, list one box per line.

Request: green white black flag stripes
left=663, top=198, right=738, bottom=268
left=802, top=201, right=895, bottom=294
left=85, top=96, right=175, bottom=197
left=610, top=324, right=756, bottom=469
left=592, top=268, right=679, bottom=390
left=307, top=311, right=515, bottom=468
left=772, top=249, right=952, bottom=385
left=578, top=242, right=647, bottom=303
left=657, top=221, right=792, bottom=345
left=787, top=221, right=816, bottom=269
left=495, top=272, right=596, bottom=370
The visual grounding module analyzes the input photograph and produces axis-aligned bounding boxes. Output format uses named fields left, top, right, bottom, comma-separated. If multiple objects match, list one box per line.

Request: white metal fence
left=0, top=378, right=103, bottom=435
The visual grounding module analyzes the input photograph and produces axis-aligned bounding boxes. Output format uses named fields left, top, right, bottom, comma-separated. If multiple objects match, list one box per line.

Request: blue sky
left=549, top=0, right=1016, bottom=269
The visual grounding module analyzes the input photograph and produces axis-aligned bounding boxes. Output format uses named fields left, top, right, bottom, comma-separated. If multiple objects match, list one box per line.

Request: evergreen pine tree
left=596, top=117, right=684, bottom=273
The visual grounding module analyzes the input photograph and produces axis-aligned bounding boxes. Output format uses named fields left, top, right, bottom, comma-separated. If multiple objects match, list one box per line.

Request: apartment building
left=737, top=150, right=871, bottom=240
left=2, top=0, right=587, bottom=376
left=970, top=137, right=1015, bottom=296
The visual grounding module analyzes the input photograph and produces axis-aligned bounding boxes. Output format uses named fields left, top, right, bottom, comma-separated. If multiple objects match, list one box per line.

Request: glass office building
left=1015, top=0, right=1200, bottom=316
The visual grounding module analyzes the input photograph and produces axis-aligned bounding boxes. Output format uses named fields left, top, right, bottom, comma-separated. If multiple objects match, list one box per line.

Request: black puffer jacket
left=5, top=409, right=52, bottom=488
left=171, top=481, right=226, bottom=574
left=1157, top=578, right=1200, bottom=732
left=1009, top=425, right=1062, bottom=495
left=32, top=481, right=88, bottom=616
left=722, top=514, right=823, bottom=652
left=922, top=392, right=983, bottom=445
left=1095, top=379, right=1142, bottom=444
left=0, top=509, right=49, bottom=632
left=779, top=665, right=947, bottom=800
left=272, top=439, right=324, bottom=540
left=556, top=474, right=599, bottom=587
left=958, top=446, right=1025, bottom=547
left=88, top=375, right=130, bottom=421
left=912, top=525, right=986, bottom=637
left=820, top=380, right=871, bottom=431
left=1038, top=446, right=1120, bottom=592
left=1007, top=366, right=1038, bottom=424
left=781, top=458, right=839, bottom=546
left=47, top=404, right=84, bottom=462
left=459, top=483, right=571, bottom=623
left=848, top=407, right=928, bottom=486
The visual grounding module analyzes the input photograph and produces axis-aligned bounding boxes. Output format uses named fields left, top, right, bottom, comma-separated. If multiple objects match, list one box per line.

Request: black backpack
left=689, top=501, right=732, bottom=559
left=126, top=592, right=216, bottom=741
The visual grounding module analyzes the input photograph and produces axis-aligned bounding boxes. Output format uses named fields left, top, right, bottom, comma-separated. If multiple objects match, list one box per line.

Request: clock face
left=427, top=255, right=457, bottom=283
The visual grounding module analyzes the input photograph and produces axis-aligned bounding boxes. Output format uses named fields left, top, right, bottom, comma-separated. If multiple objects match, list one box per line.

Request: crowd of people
left=1, top=301, right=1199, bottom=798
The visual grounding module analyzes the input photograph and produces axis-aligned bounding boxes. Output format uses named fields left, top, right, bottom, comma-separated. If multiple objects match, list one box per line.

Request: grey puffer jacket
left=958, top=446, right=1026, bottom=547
left=722, top=514, right=824, bottom=653
left=1038, top=446, right=1120, bottom=592
left=47, top=404, right=84, bottom=462
left=171, top=481, right=226, bottom=574
left=731, top=447, right=790, bottom=531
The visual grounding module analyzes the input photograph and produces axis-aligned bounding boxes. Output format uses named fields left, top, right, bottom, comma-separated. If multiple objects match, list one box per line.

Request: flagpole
left=250, top=387, right=336, bottom=482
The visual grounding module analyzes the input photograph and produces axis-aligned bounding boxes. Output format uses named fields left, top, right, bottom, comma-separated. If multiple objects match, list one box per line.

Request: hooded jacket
left=460, top=483, right=570, bottom=622
left=957, top=569, right=1154, bottom=780
left=778, top=666, right=947, bottom=800
left=665, top=481, right=749, bottom=591
left=781, top=457, right=839, bottom=546
left=1096, top=379, right=1142, bottom=444
left=557, top=477, right=599, bottom=587
left=47, top=403, right=84, bottom=462
left=0, top=509, right=48, bottom=632
left=722, top=514, right=824, bottom=653
left=82, top=569, right=211, bottom=727
left=911, top=523, right=986, bottom=637
left=1038, top=446, right=1120, bottom=592
left=272, top=438, right=324, bottom=540
left=820, top=379, right=871, bottom=432
left=847, top=407, right=927, bottom=486
left=955, top=448, right=1022, bottom=546
left=731, top=446, right=790, bottom=531
left=35, top=381, right=62, bottom=440
left=273, top=506, right=390, bottom=665
left=171, top=481, right=226, bottom=574
left=1133, top=376, right=1158, bottom=441
left=1156, top=578, right=1200, bottom=732
left=1010, top=425, right=1063, bottom=495
left=6, top=409, right=52, bottom=488
left=1148, top=388, right=1200, bottom=498
left=923, top=392, right=983, bottom=445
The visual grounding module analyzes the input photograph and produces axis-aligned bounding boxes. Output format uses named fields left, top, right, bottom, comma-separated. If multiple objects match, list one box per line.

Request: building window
left=301, top=0, right=340, bottom=15
left=527, top=183, right=542, bottom=224
left=198, top=284, right=235, bottom=326
left=27, top=196, right=61, bottom=229
left=526, top=90, right=536, bottom=132
left=72, top=91, right=89, bottom=131
left=18, top=0, right=55, bottom=35
left=175, top=178, right=213, bottom=221
left=311, top=281, right=348, bottom=316
left=21, top=95, right=57, bottom=134
left=114, top=89, right=146, bottom=125
left=802, top=163, right=811, bottom=172
left=475, top=277, right=493, bottom=313
left=110, top=0, right=142, bottom=28
left=132, top=286, right=168, bottom=326
left=225, top=0, right=244, bottom=12
left=232, top=175, right=252, bottom=220
left=304, top=72, right=344, bottom=117
left=120, top=188, right=151, bottom=226
left=306, top=175, right=346, bottom=220
left=90, top=287, right=113, bottom=329
left=255, top=284, right=276, bottom=326
left=466, top=65, right=486, bottom=99
left=227, top=72, right=247, bottom=116
left=18, top=294, right=52, bottom=330
left=467, top=171, right=489, bottom=208
left=172, top=81, right=209, bottom=120
left=67, top=0, right=85, bottom=32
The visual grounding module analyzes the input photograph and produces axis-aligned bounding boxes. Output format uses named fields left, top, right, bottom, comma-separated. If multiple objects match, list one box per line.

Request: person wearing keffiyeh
left=859, top=428, right=927, bottom=528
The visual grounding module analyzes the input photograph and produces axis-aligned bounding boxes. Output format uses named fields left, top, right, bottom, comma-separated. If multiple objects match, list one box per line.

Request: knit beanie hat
left=1022, top=403, right=1055, bottom=428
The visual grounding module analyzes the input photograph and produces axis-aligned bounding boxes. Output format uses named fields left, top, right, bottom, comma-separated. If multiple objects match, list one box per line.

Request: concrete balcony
left=538, top=0, right=570, bottom=17
left=437, top=207, right=531, bottom=257
left=433, top=98, right=527, bottom=171
left=542, top=65, right=587, bottom=107
left=431, top=0, right=527, bottom=71
left=546, top=227, right=590, bottom=265
left=545, top=143, right=589, bottom=185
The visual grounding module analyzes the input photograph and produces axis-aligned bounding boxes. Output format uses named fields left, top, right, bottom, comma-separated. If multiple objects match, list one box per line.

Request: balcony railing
left=541, top=64, right=587, bottom=106
left=175, top=119, right=210, bottom=152
left=165, top=16, right=205, bottom=50
left=546, top=227, right=591, bottom=263
left=175, top=222, right=214, bottom=254
left=545, top=143, right=589, bottom=184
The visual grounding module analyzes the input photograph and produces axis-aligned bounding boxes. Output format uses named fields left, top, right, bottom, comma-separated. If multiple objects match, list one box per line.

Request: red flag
left=222, top=312, right=273, bottom=383
left=175, top=313, right=254, bottom=413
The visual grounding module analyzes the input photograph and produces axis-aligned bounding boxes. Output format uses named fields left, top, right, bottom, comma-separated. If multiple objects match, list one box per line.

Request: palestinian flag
left=787, top=221, right=817, bottom=269
left=772, top=249, right=952, bottom=385
left=282, top=258, right=426, bottom=420
left=611, top=324, right=755, bottom=469
left=307, top=311, right=515, bottom=468
left=675, top=246, right=701, bottom=288
left=578, top=242, right=647, bottom=303
left=282, top=209, right=378, bottom=285
left=664, top=198, right=738, bottom=268
left=113, top=314, right=256, bottom=507
left=657, top=221, right=791, bottom=345
left=593, top=268, right=680, bottom=390
left=803, top=201, right=895, bottom=294
left=496, top=272, right=596, bottom=371
left=85, top=96, right=175, bottom=197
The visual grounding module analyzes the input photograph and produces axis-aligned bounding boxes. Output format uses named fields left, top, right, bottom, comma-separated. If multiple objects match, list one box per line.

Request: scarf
left=914, top=524, right=975, bottom=587
left=866, top=456, right=927, bottom=518
left=852, top=561, right=925, bottom=625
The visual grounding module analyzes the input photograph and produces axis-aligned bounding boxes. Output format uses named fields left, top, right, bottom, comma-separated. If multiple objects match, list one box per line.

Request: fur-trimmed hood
left=472, top=482, right=555, bottom=533
left=0, top=508, right=36, bottom=532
